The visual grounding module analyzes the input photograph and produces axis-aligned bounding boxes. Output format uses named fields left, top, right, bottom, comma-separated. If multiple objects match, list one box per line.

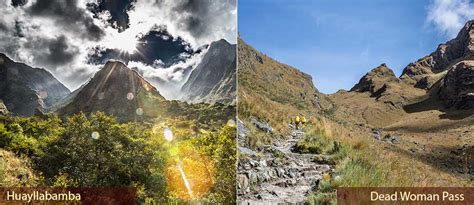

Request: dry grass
left=238, top=37, right=327, bottom=135
left=306, top=118, right=470, bottom=204
left=0, top=149, right=39, bottom=186
left=319, top=119, right=471, bottom=187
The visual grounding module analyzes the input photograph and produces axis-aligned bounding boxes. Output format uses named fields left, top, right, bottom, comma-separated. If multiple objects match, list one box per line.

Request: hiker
left=301, top=115, right=307, bottom=127
left=295, top=115, right=301, bottom=129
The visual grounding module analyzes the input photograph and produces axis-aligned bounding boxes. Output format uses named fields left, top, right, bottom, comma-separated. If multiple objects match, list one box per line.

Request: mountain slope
left=58, top=61, right=166, bottom=121
left=400, top=20, right=474, bottom=90
left=329, top=64, right=426, bottom=127
left=181, top=39, right=236, bottom=104
left=238, top=37, right=332, bottom=131
left=0, top=53, right=70, bottom=116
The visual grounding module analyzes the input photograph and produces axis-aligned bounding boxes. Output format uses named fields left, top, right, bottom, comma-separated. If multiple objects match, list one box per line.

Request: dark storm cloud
left=23, top=35, right=79, bottom=68
left=0, top=22, right=8, bottom=31
left=87, top=27, right=203, bottom=66
left=14, top=20, right=25, bottom=37
left=87, top=0, right=136, bottom=32
left=172, top=0, right=209, bottom=37
left=11, top=0, right=28, bottom=7
left=28, top=0, right=105, bottom=41
left=157, top=0, right=236, bottom=39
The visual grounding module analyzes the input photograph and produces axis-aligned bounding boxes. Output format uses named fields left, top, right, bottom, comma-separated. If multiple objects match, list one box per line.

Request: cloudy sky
left=0, top=0, right=236, bottom=97
left=239, top=0, right=473, bottom=93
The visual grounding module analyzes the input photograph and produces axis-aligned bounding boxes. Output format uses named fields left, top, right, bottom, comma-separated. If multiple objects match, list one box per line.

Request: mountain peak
left=209, top=39, right=233, bottom=50
left=59, top=62, right=165, bottom=121
left=102, top=60, right=129, bottom=72
left=181, top=39, right=236, bottom=104
left=371, top=63, right=395, bottom=75
left=462, top=19, right=474, bottom=32
left=351, top=64, right=398, bottom=93
left=104, top=60, right=127, bottom=67
left=454, top=19, right=474, bottom=45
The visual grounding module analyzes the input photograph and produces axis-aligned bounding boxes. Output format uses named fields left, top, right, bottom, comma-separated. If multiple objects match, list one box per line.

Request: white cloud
left=427, top=0, right=474, bottom=37
left=127, top=0, right=237, bottom=49
left=0, top=0, right=236, bottom=92
left=127, top=47, right=208, bottom=99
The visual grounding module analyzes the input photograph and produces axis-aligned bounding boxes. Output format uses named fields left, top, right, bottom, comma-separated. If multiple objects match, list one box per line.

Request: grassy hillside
left=238, top=38, right=332, bottom=134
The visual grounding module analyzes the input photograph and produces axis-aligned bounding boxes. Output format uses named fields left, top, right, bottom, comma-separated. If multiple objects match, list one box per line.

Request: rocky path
left=237, top=120, right=333, bottom=204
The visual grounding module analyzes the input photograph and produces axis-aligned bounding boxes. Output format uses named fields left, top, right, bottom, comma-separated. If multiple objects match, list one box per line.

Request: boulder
left=239, top=147, right=257, bottom=157
left=250, top=117, right=274, bottom=133
left=238, top=174, right=249, bottom=193
left=383, top=134, right=400, bottom=144
left=237, top=119, right=250, bottom=147
left=372, top=128, right=382, bottom=140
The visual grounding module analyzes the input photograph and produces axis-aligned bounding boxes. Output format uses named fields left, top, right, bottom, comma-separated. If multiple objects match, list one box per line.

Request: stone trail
left=237, top=121, right=333, bottom=204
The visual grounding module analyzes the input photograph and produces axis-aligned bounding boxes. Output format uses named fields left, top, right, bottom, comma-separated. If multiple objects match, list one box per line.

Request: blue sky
left=239, top=0, right=474, bottom=93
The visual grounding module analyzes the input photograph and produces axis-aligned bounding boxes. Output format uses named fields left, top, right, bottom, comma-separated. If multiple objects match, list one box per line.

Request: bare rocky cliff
left=181, top=39, right=236, bottom=104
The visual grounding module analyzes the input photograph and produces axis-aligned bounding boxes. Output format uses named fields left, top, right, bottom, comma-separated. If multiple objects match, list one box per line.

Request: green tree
left=192, top=125, right=236, bottom=203
left=36, top=112, right=167, bottom=198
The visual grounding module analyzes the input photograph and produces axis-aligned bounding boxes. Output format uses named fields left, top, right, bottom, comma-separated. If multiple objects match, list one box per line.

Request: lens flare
left=126, top=92, right=134, bottom=100
left=177, top=163, right=193, bottom=198
left=165, top=143, right=214, bottom=201
left=227, top=119, right=236, bottom=126
left=136, top=108, right=144, bottom=116
left=164, top=128, right=173, bottom=142
left=91, top=131, right=100, bottom=140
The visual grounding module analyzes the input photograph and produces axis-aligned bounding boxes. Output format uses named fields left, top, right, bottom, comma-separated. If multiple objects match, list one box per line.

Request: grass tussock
left=247, top=123, right=273, bottom=150
left=239, top=89, right=305, bottom=133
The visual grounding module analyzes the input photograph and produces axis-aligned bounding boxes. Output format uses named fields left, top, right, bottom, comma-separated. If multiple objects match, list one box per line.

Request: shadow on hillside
left=388, top=143, right=473, bottom=178
left=403, top=96, right=440, bottom=113
left=439, top=110, right=474, bottom=120
left=404, top=96, right=474, bottom=120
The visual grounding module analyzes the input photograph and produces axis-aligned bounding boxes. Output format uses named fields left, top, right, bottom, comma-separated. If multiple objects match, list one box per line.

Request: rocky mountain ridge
left=346, top=21, right=474, bottom=111
left=181, top=39, right=236, bottom=104
left=0, top=53, right=70, bottom=116
left=400, top=20, right=474, bottom=90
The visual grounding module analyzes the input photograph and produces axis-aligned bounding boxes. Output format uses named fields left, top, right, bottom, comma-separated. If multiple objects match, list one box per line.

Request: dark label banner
left=337, top=187, right=474, bottom=205
left=0, top=187, right=136, bottom=205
